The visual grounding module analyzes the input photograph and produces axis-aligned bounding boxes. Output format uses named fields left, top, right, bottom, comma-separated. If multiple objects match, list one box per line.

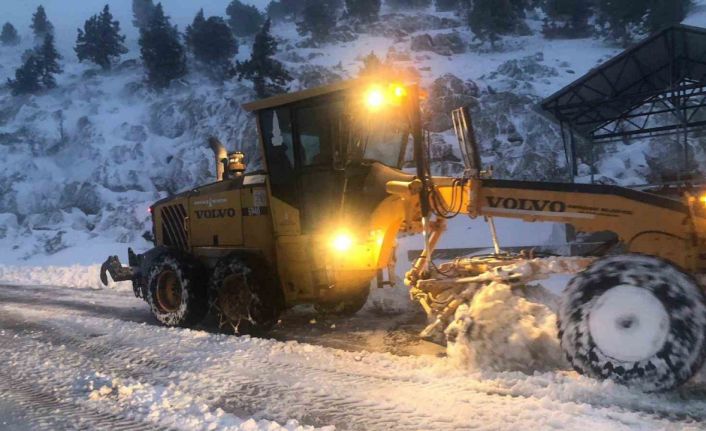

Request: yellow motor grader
left=102, top=78, right=706, bottom=391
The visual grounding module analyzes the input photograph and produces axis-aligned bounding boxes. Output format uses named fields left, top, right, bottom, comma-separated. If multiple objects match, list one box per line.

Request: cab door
left=293, top=99, right=345, bottom=233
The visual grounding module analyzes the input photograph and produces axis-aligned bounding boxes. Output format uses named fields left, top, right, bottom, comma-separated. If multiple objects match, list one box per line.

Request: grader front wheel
left=315, top=283, right=371, bottom=316
left=558, top=254, right=706, bottom=392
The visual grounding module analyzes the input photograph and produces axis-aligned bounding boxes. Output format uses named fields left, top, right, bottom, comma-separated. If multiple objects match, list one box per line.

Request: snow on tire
left=558, top=254, right=706, bottom=392
left=145, top=252, right=209, bottom=327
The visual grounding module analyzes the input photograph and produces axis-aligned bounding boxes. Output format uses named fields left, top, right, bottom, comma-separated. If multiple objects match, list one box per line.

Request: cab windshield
left=346, top=109, right=410, bottom=169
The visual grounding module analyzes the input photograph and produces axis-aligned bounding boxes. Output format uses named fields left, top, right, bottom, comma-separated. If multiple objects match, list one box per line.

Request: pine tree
left=37, top=33, right=62, bottom=89
left=434, top=0, right=459, bottom=12
left=1, top=22, right=20, bottom=46
left=31, top=5, right=54, bottom=40
left=133, top=0, right=156, bottom=30
left=75, top=5, right=128, bottom=70
left=387, top=0, right=432, bottom=9
left=237, top=19, right=292, bottom=98
left=358, top=51, right=383, bottom=76
left=139, top=3, right=187, bottom=89
left=345, top=0, right=381, bottom=23
left=7, top=33, right=62, bottom=95
left=645, top=0, right=692, bottom=33
left=297, top=0, right=338, bottom=42
left=186, top=9, right=238, bottom=78
left=595, top=0, right=648, bottom=44
left=188, top=8, right=206, bottom=36
left=7, top=54, right=42, bottom=95
left=266, top=0, right=306, bottom=22
left=266, top=1, right=288, bottom=22
left=468, top=0, right=521, bottom=47
left=226, top=0, right=265, bottom=37
left=542, top=0, right=592, bottom=38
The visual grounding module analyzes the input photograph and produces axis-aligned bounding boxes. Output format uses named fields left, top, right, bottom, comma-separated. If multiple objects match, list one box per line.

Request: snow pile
left=441, top=257, right=592, bottom=373
left=84, top=372, right=329, bottom=431
left=445, top=281, right=568, bottom=373
left=0, top=264, right=131, bottom=290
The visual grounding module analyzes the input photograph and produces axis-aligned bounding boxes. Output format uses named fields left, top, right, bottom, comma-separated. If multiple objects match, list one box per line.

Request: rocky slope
left=1, top=2, right=704, bottom=263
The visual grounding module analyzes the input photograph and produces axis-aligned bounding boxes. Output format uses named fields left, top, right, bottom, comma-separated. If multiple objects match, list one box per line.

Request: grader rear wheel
left=209, top=254, right=284, bottom=335
left=145, top=252, right=209, bottom=327
left=558, top=254, right=706, bottom=392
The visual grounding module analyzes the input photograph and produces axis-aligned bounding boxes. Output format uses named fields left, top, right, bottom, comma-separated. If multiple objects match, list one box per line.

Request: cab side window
left=295, top=100, right=344, bottom=167
left=261, top=108, right=295, bottom=173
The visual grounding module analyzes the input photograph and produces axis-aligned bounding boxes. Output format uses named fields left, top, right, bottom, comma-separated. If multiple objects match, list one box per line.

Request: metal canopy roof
left=542, top=25, right=706, bottom=143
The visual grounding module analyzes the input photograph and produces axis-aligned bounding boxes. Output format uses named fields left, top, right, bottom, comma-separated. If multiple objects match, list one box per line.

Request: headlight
left=331, top=231, right=354, bottom=252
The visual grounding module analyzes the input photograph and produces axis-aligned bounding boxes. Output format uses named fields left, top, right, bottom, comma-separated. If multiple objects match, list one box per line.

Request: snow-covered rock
left=0, top=1, right=703, bottom=264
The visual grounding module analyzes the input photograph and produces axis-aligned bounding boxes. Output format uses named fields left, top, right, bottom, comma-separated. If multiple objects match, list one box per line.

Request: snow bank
left=0, top=264, right=131, bottom=291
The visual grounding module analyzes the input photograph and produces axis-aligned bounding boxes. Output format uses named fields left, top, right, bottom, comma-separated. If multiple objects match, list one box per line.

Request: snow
left=446, top=280, right=567, bottom=373
left=85, top=372, right=328, bottom=431
left=0, top=291, right=704, bottom=430
left=1, top=1, right=704, bottom=262
left=1, top=1, right=706, bottom=428
left=0, top=262, right=130, bottom=290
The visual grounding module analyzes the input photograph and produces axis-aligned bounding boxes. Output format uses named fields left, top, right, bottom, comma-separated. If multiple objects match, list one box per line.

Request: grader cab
left=102, top=78, right=706, bottom=392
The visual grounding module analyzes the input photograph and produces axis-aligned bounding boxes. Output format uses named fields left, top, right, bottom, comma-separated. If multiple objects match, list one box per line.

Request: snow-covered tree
left=358, top=51, right=384, bottom=76
left=595, top=0, right=647, bottom=44
left=387, top=0, right=432, bottom=9
left=139, top=3, right=187, bottom=89
left=266, top=0, right=306, bottom=22
left=37, top=33, right=62, bottom=89
left=1, top=22, right=20, bottom=46
left=7, top=54, right=42, bottom=95
left=186, top=9, right=238, bottom=78
left=645, top=0, right=692, bottom=33
left=226, top=0, right=265, bottom=37
left=237, top=19, right=292, bottom=98
left=434, top=0, right=460, bottom=12
left=31, top=5, right=54, bottom=40
left=345, top=0, right=381, bottom=23
left=542, top=0, right=592, bottom=38
left=266, top=2, right=287, bottom=22
left=75, top=5, right=128, bottom=70
left=132, top=0, right=156, bottom=30
left=468, top=0, right=523, bottom=48
left=297, top=0, right=338, bottom=42
left=7, top=32, right=62, bottom=94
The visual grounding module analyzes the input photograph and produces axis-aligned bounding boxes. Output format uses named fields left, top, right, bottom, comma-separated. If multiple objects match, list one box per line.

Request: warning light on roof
left=365, top=86, right=385, bottom=110
left=364, top=83, right=408, bottom=111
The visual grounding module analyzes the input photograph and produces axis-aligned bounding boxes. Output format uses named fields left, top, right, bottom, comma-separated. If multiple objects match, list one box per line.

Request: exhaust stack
left=208, top=136, right=228, bottom=181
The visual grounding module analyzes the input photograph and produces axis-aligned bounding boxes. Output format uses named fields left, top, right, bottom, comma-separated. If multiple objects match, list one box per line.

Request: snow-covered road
left=1, top=283, right=705, bottom=431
